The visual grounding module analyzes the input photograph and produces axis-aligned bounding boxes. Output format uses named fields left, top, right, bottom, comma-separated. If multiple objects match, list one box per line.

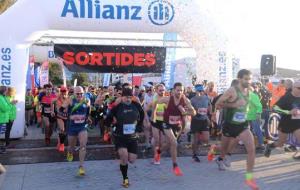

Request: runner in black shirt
left=264, top=81, right=300, bottom=157
left=105, top=88, right=144, bottom=188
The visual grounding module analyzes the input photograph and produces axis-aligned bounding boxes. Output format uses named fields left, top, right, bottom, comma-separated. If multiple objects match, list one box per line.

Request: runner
left=190, top=84, right=212, bottom=162
left=105, top=88, right=144, bottom=188
left=67, top=86, right=92, bottom=176
left=150, top=84, right=167, bottom=164
left=143, top=85, right=154, bottom=149
left=155, top=82, right=196, bottom=176
left=264, top=80, right=300, bottom=158
left=215, top=69, right=259, bottom=190
left=54, top=86, right=69, bottom=152
left=39, top=84, right=57, bottom=146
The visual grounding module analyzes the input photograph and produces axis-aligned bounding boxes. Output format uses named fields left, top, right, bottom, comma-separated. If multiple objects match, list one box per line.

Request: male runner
left=215, top=69, right=258, bottom=190
left=67, top=86, right=91, bottom=176
left=54, top=86, right=69, bottom=152
left=264, top=80, right=300, bottom=157
left=150, top=84, right=167, bottom=164
left=155, top=82, right=196, bottom=176
left=190, top=84, right=212, bottom=162
left=105, top=88, right=144, bottom=188
left=39, top=84, right=57, bottom=146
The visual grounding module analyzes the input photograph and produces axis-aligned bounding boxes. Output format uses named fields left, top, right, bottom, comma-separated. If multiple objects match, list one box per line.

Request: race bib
left=44, top=107, right=51, bottom=114
left=169, top=116, right=182, bottom=125
left=123, top=124, right=136, bottom=135
left=197, top=108, right=208, bottom=115
left=292, top=110, right=300, bottom=120
left=71, top=115, right=86, bottom=124
left=232, top=112, right=246, bottom=123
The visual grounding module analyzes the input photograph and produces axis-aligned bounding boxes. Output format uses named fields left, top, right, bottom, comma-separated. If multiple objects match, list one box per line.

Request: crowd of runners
left=0, top=69, right=300, bottom=190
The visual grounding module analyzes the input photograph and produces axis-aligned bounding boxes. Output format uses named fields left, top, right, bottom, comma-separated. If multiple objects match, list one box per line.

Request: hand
left=178, top=105, right=186, bottom=114
left=256, top=113, right=261, bottom=121
left=12, top=100, right=18, bottom=104
left=51, top=112, right=55, bottom=117
left=290, top=109, right=300, bottom=116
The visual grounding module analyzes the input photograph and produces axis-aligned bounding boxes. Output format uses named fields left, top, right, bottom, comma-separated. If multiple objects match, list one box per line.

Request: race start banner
left=54, top=45, right=166, bottom=73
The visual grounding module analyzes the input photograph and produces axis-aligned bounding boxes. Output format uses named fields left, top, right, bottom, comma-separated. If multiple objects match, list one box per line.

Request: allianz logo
left=61, top=0, right=175, bottom=25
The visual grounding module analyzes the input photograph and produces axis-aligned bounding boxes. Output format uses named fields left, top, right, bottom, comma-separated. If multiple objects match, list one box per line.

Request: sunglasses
left=295, top=87, right=300, bottom=90
left=76, top=93, right=83, bottom=96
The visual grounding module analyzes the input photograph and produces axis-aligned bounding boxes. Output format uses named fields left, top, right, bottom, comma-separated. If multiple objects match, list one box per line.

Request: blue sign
left=148, top=0, right=175, bottom=26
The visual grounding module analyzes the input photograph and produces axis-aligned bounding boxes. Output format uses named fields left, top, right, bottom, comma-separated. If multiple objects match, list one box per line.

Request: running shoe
left=78, top=166, right=85, bottom=176
left=207, top=144, right=216, bottom=161
left=153, top=153, right=161, bottom=165
left=122, top=178, right=130, bottom=188
left=67, top=152, right=73, bottom=162
left=215, top=158, right=226, bottom=171
left=192, top=155, right=200, bottom=163
left=245, top=179, right=259, bottom=190
left=224, top=156, right=231, bottom=167
left=59, top=144, right=65, bottom=152
left=173, top=166, right=183, bottom=176
left=264, top=144, right=273, bottom=158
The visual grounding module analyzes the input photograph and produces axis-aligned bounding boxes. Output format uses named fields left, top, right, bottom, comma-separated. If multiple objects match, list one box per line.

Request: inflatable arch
left=0, top=0, right=226, bottom=138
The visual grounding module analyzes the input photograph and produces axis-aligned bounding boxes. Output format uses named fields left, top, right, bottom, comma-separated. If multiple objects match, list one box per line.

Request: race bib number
left=197, top=108, right=208, bottom=115
left=123, top=124, right=136, bottom=135
left=169, top=116, right=182, bottom=125
left=292, top=110, right=300, bottom=120
left=44, top=107, right=51, bottom=114
left=232, top=112, right=246, bottom=123
left=71, top=115, right=86, bottom=124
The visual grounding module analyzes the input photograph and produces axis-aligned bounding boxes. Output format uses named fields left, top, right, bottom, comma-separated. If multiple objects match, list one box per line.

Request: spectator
left=5, top=87, right=18, bottom=148
left=25, top=89, right=34, bottom=126
left=0, top=86, right=10, bottom=153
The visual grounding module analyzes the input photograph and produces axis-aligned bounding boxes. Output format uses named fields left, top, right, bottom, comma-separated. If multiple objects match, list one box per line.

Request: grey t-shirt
left=190, top=95, right=211, bottom=120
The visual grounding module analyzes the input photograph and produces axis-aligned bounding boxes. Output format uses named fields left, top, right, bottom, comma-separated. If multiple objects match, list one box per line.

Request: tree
left=49, top=62, right=63, bottom=86
left=71, top=72, right=90, bottom=87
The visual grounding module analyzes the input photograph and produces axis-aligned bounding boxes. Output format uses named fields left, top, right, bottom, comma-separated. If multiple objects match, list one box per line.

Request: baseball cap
left=195, top=84, right=204, bottom=92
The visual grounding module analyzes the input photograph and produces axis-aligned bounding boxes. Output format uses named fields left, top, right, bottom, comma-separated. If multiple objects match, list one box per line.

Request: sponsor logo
left=148, top=0, right=175, bottom=25
left=1, top=48, right=12, bottom=85
left=61, top=0, right=141, bottom=20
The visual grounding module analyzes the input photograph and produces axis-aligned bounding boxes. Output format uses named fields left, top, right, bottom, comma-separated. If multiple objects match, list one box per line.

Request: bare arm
left=215, top=87, right=242, bottom=109
left=184, top=97, right=196, bottom=116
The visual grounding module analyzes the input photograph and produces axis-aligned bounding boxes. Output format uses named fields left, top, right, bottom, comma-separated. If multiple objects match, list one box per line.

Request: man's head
left=146, top=86, right=154, bottom=95
left=122, top=88, right=133, bottom=105
left=173, top=82, right=184, bottom=98
left=156, top=84, right=165, bottom=97
left=237, top=69, right=252, bottom=89
left=207, top=82, right=215, bottom=91
left=108, top=86, right=114, bottom=96
left=195, top=84, right=205, bottom=96
left=292, top=80, right=300, bottom=96
left=284, top=78, right=294, bottom=90
left=0, top=86, right=7, bottom=96
left=60, top=86, right=68, bottom=98
left=44, top=84, right=53, bottom=95
left=74, top=86, right=84, bottom=101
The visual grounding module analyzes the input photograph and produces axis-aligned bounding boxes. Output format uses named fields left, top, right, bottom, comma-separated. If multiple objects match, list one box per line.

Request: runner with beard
left=215, top=69, right=259, bottom=190
left=105, top=88, right=144, bottom=188
left=154, top=82, right=196, bottom=176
